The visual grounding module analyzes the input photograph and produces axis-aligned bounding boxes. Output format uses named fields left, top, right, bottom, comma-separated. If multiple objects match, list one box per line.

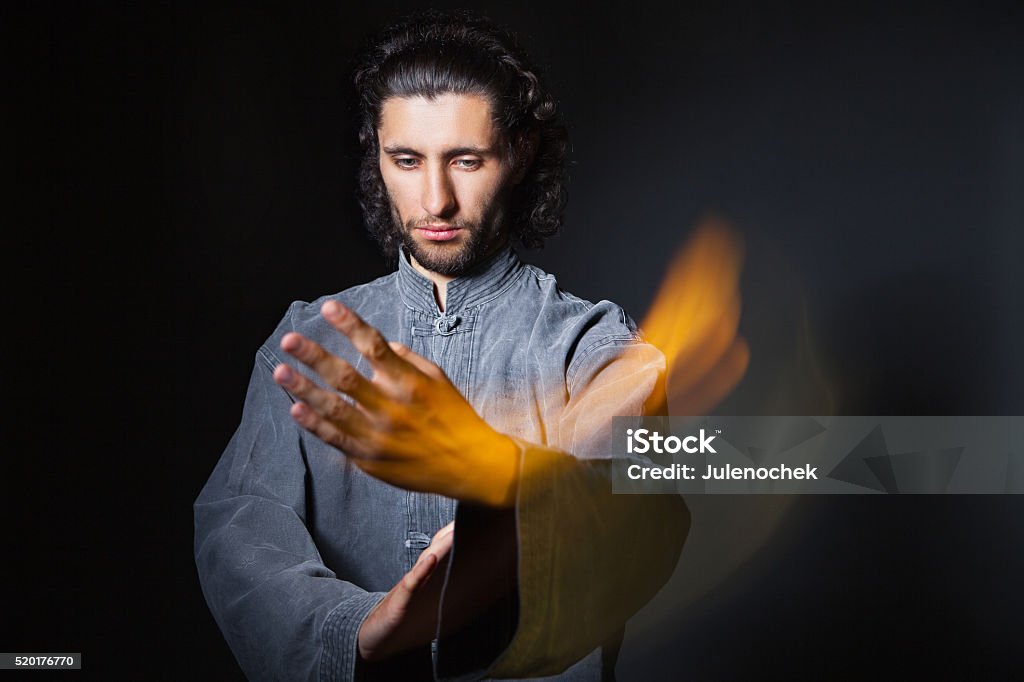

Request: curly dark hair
left=352, top=10, right=568, bottom=260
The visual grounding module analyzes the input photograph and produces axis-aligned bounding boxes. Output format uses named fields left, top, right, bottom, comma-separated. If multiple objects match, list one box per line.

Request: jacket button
left=434, top=314, right=460, bottom=335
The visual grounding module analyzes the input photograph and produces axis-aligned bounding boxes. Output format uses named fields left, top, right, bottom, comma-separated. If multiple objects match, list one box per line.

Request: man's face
left=377, top=93, right=517, bottom=277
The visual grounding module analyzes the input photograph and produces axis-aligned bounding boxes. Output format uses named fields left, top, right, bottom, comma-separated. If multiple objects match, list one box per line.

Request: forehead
left=377, top=93, right=499, bottom=149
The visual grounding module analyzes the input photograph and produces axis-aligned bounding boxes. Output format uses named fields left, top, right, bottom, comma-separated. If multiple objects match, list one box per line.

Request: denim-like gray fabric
left=194, top=246, right=689, bottom=681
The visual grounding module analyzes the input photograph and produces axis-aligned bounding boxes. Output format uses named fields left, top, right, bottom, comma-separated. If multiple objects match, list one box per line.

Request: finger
left=427, top=521, right=455, bottom=549
left=401, top=552, right=439, bottom=595
left=321, top=300, right=409, bottom=379
left=280, top=332, right=384, bottom=408
left=288, top=401, right=371, bottom=459
left=420, top=523, right=455, bottom=564
left=274, top=364, right=369, bottom=430
left=276, top=366, right=376, bottom=455
left=425, top=526, right=455, bottom=561
left=388, top=342, right=448, bottom=382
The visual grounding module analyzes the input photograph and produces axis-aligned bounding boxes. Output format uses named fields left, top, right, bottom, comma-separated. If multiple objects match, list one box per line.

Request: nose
left=421, top=165, right=457, bottom=218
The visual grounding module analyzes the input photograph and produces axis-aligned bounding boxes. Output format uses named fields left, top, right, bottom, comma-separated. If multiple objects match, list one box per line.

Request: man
left=195, top=11, right=689, bottom=681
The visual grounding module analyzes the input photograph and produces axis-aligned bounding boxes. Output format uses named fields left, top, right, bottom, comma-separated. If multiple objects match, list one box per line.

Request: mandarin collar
left=396, top=244, right=524, bottom=315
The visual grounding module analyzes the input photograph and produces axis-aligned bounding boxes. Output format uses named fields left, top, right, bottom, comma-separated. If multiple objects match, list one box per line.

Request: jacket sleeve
left=193, top=346, right=384, bottom=682
left=436, top=337, right=690, bottom=679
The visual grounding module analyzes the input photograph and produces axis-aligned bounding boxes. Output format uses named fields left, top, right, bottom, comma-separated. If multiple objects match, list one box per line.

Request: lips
left=416, top=225, right=462, bottom=241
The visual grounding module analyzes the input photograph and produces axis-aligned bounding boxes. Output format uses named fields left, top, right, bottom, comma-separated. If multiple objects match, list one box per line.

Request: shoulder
left=517, top=261, right=641, bottom=340
left=256, top=272, right=399, bottom=364
left=513, top=262, right=651, bottom=384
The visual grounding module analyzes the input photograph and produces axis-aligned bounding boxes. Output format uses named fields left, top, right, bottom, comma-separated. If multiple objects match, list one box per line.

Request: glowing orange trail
left=494, top=218, right=750, bottom=456
left=640, top=217, right=749, bottom=416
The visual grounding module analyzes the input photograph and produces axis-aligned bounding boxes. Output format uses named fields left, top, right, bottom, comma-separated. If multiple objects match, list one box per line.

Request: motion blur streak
left=641, top=217, right=750, bottom=417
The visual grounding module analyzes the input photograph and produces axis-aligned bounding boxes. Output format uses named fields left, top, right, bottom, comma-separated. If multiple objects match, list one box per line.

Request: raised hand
left=272, top=299, right=520, bottom=507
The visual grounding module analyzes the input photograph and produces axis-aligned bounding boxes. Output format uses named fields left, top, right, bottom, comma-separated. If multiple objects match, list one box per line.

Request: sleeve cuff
left=320, top=591, right=386, bottom=682
left=435, top=439, right=581, bottom=680
left=488, top=438, right=574, bottom=676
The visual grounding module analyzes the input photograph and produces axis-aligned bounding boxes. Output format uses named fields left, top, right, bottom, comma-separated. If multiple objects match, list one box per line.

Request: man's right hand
left=358, top=521, right=455, bottom=662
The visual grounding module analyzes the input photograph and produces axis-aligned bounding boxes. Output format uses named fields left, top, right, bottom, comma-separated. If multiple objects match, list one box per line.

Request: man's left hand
left=272, top=300, right=519, bottom=507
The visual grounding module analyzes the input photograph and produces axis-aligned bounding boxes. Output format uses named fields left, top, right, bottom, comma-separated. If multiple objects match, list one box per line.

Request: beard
left=390, top=198, right=510, bottom=278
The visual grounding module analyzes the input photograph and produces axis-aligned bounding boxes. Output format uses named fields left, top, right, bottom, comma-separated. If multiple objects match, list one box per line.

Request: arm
left=275, top=301, right=688, bottom=677
left=194, top=348, right=396, bottom=681
left=437, top=340, right=689, bottom=679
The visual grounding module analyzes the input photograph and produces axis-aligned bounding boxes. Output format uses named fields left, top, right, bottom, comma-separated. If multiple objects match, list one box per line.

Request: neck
left=408, top=236, right=511, bottom=313
left=409, top=256, right=456, bottom=312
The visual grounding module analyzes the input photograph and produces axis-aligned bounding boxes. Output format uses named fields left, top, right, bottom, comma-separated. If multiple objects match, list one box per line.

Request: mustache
left=406, top=217, right=476, bottom=230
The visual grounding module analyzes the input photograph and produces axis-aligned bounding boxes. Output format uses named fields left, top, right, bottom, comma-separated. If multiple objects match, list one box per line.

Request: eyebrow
left=381, top=145, right=495, bottom=157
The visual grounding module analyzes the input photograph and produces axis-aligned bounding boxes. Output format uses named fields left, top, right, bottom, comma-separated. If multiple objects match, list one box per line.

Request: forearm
left=195, top=494, right=386, bottom=682
left=496, top=445, right=687, bottom=677
left=195, top=351, right=393, bottom=682
left=435, top=442, right=688, bottom=680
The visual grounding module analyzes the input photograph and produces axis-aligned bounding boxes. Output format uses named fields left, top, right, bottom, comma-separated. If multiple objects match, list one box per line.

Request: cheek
left=380, top=169, right=415, bottom=212
left=461, top=173, right=510, bottom=216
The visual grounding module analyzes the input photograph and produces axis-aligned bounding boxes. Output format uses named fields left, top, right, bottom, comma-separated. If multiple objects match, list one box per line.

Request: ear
left=511, top=130, right=540, bottom=185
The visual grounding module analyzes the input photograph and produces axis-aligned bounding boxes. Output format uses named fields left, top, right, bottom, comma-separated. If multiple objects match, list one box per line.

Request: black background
left=6, top=1, right=1023, bottom=679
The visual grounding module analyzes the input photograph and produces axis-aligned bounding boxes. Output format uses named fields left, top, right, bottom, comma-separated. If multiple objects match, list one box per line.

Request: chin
left=416, top=239, right=469, bottom=258
left=406, top=241, right=469, bottom=274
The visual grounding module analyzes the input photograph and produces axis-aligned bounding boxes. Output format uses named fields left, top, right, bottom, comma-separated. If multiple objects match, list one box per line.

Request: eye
left=394, top=157, right=419, bottom=170
left=453, top=158, right=482, bottom=170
